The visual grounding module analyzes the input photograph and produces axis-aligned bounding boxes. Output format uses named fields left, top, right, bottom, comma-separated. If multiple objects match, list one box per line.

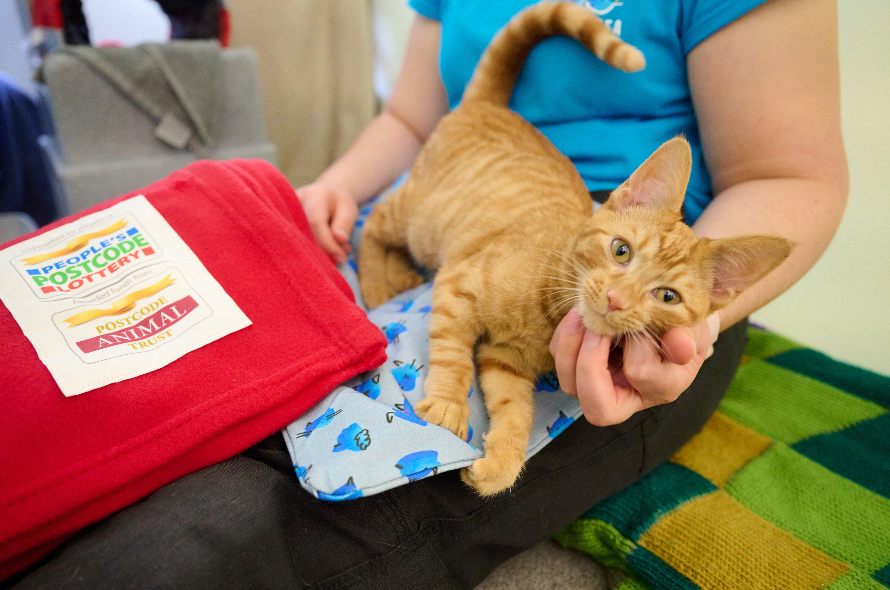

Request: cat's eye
left=654, top=288, right=682, bottom=305
left=610, top=238, right=632, bottom=264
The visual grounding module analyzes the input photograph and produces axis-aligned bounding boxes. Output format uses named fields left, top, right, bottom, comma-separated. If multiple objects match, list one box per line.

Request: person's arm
left=550, top=0, right=848, bottom=426
left=298, top=14, right=450, bottom=263
left=688, top=0, right=848, bottom=329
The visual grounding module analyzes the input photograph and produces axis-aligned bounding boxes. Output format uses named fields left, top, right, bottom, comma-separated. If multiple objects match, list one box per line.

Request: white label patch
left=0, top=196, right=252, bottom=396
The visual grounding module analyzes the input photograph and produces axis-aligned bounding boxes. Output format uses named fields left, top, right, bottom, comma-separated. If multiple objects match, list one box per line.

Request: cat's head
left=567, top=137, right=793, bottom=338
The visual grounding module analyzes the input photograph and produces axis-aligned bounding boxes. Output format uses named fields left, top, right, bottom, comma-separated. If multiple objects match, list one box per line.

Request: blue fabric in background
left=0, top=73, right=57, bottom=227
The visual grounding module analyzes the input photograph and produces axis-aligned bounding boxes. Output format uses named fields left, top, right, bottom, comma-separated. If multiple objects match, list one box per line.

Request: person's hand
left=296, top=183, right=360, bottom=265
left=549, top=309, right=714, bottom=426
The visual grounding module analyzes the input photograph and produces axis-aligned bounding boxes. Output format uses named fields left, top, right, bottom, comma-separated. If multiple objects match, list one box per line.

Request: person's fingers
left=623, top=335, right=699, bottom=405
left=330, top=196, right=358, bottom=248
left=660, top=326, right=698, bottom=365
left=300, top=193, right=348, bottom=264
left=297, top=185, right=358, bottom=264
left=313, top=217, right=348, bottom=264
left=549, top=309, right=586, bottom=397
left=574, top=330, right=611, bottom=422
left=575, top=332, right=643, bottom=425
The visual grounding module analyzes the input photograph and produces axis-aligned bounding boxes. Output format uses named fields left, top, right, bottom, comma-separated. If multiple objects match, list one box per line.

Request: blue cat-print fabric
left=282, top=185, right=584, bottom=501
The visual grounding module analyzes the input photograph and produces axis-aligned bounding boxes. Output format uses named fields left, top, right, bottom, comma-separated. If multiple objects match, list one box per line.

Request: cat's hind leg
left=358, top=187, right=421, bottom=308
left=461, top=343, right=536, bottom=496
left=413, top=268, right=481, bottom=441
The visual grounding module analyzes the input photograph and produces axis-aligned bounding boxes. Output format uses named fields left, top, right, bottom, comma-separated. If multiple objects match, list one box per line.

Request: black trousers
left=6, top=320, right=747, bottom=590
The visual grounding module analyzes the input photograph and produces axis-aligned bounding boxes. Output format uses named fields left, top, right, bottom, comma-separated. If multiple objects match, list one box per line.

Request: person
left=5, top=0, right=847, bottom=588
left=296, top=0, right=847, bottom=430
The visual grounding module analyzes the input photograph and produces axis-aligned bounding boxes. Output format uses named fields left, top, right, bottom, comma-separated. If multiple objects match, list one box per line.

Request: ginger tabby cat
left=358, top=1, right=792, bottom=496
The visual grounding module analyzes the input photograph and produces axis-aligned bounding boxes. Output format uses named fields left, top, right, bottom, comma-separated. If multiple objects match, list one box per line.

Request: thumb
left=660, top=326, right=697, bottom=365
left=330, top=200, right=358, bottom=244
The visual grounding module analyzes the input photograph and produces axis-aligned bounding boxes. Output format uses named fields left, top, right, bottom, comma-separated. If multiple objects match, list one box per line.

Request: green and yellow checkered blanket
left=556, top=327, right=890, bottom=590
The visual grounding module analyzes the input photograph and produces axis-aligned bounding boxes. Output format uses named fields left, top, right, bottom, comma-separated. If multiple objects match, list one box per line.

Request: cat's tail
left=462, top=1, right=645, bottom=108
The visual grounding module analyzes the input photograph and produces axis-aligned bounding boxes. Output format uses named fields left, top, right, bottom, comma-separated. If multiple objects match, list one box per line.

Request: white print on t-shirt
left=578, top=0, right=622, bottom=17
left=575, top=0, right=624, bottom=36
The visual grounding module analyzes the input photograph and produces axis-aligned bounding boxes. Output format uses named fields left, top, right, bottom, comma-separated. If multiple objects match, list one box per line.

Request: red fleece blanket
left=0, top=159, right=388, bottom=579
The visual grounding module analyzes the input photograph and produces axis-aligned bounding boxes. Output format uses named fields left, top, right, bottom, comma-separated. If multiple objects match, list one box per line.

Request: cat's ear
left=707, top=235, right=794, bottom=311
left=605, top=136, right=691, bottom=213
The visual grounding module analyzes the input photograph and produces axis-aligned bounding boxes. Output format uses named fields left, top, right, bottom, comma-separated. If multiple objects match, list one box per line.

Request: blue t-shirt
left=407, top=0, right=766, bottom=224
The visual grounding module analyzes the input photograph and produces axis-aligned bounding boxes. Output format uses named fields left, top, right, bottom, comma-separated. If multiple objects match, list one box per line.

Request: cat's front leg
left=461, top=342, right=536, bottom=496
left=385, top=248, right=425, bottom=295
left=413, top=272, right=480, bottom=441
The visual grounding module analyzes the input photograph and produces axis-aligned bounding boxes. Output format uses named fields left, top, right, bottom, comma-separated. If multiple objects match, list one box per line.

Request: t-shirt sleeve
left=680, top=0, right=769, bottom=55
left=408, top=0, right=440, bottom=21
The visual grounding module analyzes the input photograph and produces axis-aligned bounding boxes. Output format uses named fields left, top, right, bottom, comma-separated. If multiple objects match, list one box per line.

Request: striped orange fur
left=358, top=2, right=791, bottom=496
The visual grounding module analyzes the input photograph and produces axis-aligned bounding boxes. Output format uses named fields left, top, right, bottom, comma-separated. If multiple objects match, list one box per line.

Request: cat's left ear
left=707, top=235, right=794, bottom=311
left=605, top=136, right=691, bottom=213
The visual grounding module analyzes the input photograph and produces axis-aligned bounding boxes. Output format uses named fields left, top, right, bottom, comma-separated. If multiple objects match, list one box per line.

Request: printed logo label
left=14, top=213, right=162, bottom=300
left=52, top=266, right=212, bottom=364
left=0, top=196, right=251, bottom=396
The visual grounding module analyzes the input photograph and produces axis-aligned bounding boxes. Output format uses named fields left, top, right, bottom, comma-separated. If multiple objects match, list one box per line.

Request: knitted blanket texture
left=556, top=328, right=890, bottom=590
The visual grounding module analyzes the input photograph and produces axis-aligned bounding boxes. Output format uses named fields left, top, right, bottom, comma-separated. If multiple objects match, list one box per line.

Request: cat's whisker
left=528, top=246, right=572, bottom=266
left=547, top=292, right=581, bottom=311
left=529, top=278, right=580, bottom=293
left=530, top=277, right=578, bottom=286
left=545, top=293, right=581, bottom=317
left=629, top=331, right=664, bottom=362
left=535, top=262, right=582, bottom=285
left=568, top=257, right=588, bottom=278
left=625, top=332, right=641, bottom=358
left=529, top=286, right=577, bottom=294
left=555, top=253, right=587, bottom=284
left=537, top=247, right=587, bottom=284
left=526, top=245, right=561, bottom=255
left=532, top=274, right=580, bottom=285
left=530, top=289, right=579, bottom=301
left=532, top=285, right=581, bottom=300
left=528, top=245, right=573, bottom=263
left=530, top=273, right=582, bottom=309
left=535, top=290, right=579, bottom=308
left=639, top=328, right=667, bottom=359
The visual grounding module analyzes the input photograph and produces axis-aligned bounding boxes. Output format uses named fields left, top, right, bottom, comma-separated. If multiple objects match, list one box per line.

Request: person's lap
left=6, top=320, right=747, bottom=590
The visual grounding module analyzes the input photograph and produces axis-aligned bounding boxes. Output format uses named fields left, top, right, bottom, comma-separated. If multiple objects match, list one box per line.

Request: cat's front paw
left=461, top=454, right=524, bottom=497
left=414, top=396, right=469, bottom=441
left=460, top=435, right=526, bottom=496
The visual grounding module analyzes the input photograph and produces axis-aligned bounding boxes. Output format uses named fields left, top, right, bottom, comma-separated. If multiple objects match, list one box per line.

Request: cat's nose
left=607, top=291, right=626, bottom=312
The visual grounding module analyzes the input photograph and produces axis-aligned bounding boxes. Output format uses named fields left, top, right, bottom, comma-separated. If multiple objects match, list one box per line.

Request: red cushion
left=0, top=159, right=387, bottom=578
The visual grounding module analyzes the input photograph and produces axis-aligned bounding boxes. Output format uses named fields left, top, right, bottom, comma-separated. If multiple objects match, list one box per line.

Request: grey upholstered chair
left=37, top=42, right=277, bottom=216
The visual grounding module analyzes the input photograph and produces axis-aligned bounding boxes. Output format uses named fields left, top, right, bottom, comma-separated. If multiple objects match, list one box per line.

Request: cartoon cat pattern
left=282, top=191, right=584, bottom=501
